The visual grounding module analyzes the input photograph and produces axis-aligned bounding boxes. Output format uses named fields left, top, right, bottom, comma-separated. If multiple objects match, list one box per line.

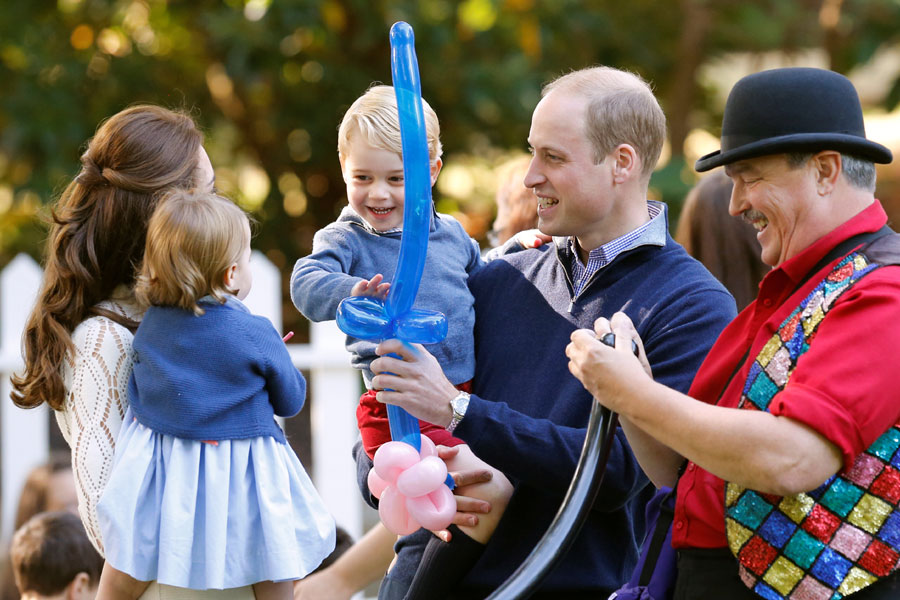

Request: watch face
left=452, top=393, right=469, bottom=415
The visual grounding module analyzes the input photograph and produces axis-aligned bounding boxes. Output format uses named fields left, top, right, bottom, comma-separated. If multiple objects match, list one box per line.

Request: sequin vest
left=725, top=239, right=900, bottom=600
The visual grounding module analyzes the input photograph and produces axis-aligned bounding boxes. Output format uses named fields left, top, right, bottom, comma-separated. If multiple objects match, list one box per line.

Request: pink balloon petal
left=379, top=485, right=421, bottom=535
left=367, top=468, right=389, bottom=499
left=396, top=455, right=448, bottom=498
left=373, top=441, right=421, bottom=484
left=406, top=484, right=455, bottom=531
left=419, top=435, right=437, bottom=458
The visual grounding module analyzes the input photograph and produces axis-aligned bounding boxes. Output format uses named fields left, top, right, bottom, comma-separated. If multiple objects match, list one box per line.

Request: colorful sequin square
left=820, top=480, right=864, bottom=518
left=747, top=372, right=778, bottom=411
left=727, top=519, right=754, bottom=554
left=837, top=567, right=877, bottom=596
left=756, top=339, right=781, bottom=370
left=877, top=512, right=900, bottom=547
left=845, top=453, right=885, bottom=488
left=874, top=465, right=900, bottom=503
left=802, top=505, right=841, bottom=543
left=847, top=494, right=891, bottom=534
left=753, top=580, right=785, bottom=600
left=858, top=539, right=900, bottom=577
left=870, top=429, right=900, bottom=462
left=763, top=556, right=805, bottom=595
left=783, top=327, right=806, bottom=358
left=760, top=511, right=798, bottom=549
left=784, top=529, right=825, bottom=570
left=740, top=536, right=779, bottom=576
left=741, top=362, right=763, bottom=397
left=780, top=313, right=802, bottom=343
left=731, top=491, right=775, bottom=530
left=780, top=495, right=815, bottom=524
left=765, top=346, right=792, bottom=387
left=830, top=524, right=871, bottom=561
left=791, top=575, right=834, bottom=600
left=810, top=547, right=852, bottom=588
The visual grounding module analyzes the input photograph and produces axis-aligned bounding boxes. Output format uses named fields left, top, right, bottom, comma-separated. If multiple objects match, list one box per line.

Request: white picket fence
left=0, top=251, right=374, bottom=545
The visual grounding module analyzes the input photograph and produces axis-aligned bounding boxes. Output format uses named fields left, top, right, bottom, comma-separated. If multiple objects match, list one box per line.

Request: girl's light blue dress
left=98, top=408, right=335, bottom=589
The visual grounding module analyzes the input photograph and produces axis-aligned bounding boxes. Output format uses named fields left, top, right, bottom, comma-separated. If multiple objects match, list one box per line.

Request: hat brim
left=695, top=133, right=893, bottom=172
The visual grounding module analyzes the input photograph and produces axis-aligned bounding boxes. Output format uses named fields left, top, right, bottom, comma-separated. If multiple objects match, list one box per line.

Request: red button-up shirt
left=673, top=201, right=900, bottom=548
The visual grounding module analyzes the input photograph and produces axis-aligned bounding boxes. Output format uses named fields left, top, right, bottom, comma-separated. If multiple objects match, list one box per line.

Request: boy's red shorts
left=357, top=381, right=471, bottom=459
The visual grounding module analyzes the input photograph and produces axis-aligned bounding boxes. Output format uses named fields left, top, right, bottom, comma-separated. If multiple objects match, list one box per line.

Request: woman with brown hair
left=675, top=170, right=769, bottom=311
left=9, top=105, right=252, bottom=598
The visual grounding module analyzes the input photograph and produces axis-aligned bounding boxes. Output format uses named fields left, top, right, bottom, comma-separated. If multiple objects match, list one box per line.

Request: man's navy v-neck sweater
left=447, top=233, right=737, bottom=594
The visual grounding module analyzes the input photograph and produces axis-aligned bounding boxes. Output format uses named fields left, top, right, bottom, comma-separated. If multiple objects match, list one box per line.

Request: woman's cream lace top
left=55, top=293, right=142, bottom=555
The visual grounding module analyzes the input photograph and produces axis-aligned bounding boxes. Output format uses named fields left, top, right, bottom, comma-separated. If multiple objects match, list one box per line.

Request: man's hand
left=350, top=273, right=391, bottom=299
left=566, top=312, right=652, bottom=412
left=370, top=339, right=459, bottom=427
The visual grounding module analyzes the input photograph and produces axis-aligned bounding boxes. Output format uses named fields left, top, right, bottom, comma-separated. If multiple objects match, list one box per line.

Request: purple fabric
left=610, top=486, right=677, bottom=600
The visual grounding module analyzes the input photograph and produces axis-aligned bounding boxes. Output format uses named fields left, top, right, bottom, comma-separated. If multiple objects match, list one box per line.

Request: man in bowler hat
left=568, top=67, right=900, bottom=599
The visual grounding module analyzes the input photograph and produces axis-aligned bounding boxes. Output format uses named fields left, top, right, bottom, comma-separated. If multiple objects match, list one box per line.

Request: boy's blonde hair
left=135, top=189, right=250, bottom=315
left=337, top=85, right=443, bottom=166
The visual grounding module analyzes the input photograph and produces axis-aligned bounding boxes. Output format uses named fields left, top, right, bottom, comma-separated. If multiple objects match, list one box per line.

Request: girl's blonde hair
left=337, top=85, right=442, bottom=166
left=135, top=189, right=249, bottom=315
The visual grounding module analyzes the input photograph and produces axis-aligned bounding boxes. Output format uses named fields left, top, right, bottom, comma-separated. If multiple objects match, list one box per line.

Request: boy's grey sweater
left=290, top=206, right=487, bottom=387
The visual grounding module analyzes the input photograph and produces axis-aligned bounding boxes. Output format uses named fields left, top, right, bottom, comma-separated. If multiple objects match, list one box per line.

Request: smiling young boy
left=290, top=85, right=514, bottom=597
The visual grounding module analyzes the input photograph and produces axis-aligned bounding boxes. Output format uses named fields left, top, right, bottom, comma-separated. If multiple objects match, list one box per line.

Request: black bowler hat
left=695, top=67, right=892, bottom=172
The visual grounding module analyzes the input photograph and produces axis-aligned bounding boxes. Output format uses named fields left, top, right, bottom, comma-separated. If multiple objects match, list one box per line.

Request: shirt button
left=762, top=298, right=773, bottom=307
left=675, top=520, right=684, bottom=530
left=687, top=462, right=695, bottom=471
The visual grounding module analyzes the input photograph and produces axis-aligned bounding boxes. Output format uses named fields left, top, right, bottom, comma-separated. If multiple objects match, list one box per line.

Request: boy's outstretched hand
left=350, top=273, right=391, bottom=299
left=512, top=228, right=553, bottom=249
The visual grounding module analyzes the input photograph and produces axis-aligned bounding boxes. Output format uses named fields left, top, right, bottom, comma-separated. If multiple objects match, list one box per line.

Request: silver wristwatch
left=447, top=391, right=471, bottom=433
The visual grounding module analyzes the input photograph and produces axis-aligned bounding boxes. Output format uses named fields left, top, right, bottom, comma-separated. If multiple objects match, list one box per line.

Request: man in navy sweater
left=364, top=66, right=737, bottom=598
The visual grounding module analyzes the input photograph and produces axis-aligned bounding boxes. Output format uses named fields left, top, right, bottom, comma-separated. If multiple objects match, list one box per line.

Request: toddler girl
left=97, top=189, right=335, bottom=598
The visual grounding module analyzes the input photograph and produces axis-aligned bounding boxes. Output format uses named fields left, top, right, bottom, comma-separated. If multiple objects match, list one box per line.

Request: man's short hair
left=786, top=152, right=877, bottom=191
left=338, top=85, right=443, bottom=166
left=542, top=66, right=666, bottom=178
left=10, top=511, right=103, bottom=595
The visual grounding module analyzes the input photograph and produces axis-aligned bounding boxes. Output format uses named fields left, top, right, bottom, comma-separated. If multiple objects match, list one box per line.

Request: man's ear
left=65, top=572, right=93, bottom=600
left=611, top=144, right=638, bottom=184
left=812, top=151, right=841, bottom=195
left=430, top=158, right=443, bottom=187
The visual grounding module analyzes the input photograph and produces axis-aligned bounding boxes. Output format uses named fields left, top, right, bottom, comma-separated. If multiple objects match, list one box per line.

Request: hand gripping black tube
left=485, top=333, right=633, bottom=599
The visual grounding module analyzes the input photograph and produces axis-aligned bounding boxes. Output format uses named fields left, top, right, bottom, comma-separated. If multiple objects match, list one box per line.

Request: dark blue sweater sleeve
left=245, top=314, right=306, bottom=418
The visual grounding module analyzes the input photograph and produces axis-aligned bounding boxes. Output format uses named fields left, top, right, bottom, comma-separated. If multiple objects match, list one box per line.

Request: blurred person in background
left=675, top=170, right=769, bottom=310
left=10, top=511, right=103, bottom=600
left=0, top=453, right=78, bottom=600
left=488, top=155, right=539, bottom=248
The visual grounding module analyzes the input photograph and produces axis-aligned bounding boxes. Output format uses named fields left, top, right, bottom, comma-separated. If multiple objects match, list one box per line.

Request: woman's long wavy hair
left=11, top=105, right=203, bottom=410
